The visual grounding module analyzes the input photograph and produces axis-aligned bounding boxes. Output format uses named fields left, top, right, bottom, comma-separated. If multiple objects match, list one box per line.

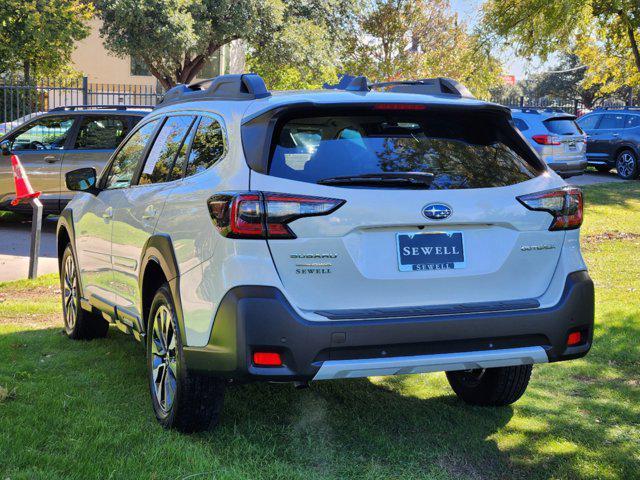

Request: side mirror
left=0, top=141, right=11, bottom=156
left=66, top=167, right=98, bottom=193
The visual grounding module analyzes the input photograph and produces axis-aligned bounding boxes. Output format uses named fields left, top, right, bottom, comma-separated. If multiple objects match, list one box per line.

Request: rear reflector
left=373, top=103, right=427, bottom=111
left=567, top=331, right=582, bottom=346
left=208, top=191, right=345, bottom=239
left=517, top=187, right=583, bottom=231
left=253, top=352, right=283, bottom=367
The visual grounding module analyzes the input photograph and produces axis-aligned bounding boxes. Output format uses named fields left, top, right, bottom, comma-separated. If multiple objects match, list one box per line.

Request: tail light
left=517, top=187, right=583, bottom=231
left=207, top=192, right=345, bottom=239
left=532, top=134, right=561, bottom=145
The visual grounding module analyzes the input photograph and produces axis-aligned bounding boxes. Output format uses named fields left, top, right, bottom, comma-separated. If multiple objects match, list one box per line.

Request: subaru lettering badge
left=422, top=203, right=452, bottom=220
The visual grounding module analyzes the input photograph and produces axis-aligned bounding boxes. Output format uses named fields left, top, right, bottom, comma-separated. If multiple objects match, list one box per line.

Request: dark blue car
left=577, top=107, right=640, bottom=179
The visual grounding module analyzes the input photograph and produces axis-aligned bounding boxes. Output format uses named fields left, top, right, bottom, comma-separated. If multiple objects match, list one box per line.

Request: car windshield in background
left=545, top=118, right=582, bottom=135
left=269, top=112, right=540, bottom=189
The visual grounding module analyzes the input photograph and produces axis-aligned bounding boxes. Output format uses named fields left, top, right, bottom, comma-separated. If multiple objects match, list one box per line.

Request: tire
left=595, top=165, right=611, bottom=173
left=60, top=244, right=109, bottom=340
left=147, top=284, right=225, bottom=432
left=615, top=150, right=640, bottom=180
left=446, top=365, right=533, bottom=407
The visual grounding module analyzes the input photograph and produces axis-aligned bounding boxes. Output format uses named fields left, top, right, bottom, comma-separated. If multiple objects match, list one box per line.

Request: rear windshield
left=545, top=118, right=581, bottom=135
left=268, top=111, right=540, bottom=189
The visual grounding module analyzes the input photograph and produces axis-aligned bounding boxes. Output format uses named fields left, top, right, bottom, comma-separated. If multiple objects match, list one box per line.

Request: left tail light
left=517, top=187, right=583, bottom=231
left=207, top=192, right=345, bottom=239
left=532, top=134, right=561, bottom=145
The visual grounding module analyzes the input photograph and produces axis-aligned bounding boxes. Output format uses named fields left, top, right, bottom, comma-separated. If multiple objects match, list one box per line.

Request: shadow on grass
left=0, top=324, right=638, bottom=479
left=582, top=181, right=640, bottom=209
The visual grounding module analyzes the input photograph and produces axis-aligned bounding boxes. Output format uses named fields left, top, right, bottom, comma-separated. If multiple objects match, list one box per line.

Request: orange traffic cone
left=10, top=154, right=41, bottom=206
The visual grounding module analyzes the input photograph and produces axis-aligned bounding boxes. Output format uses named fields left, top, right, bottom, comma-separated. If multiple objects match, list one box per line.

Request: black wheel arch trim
left=138, top=234, right=186, bottom=342
left=56, top=209, right=85, bottom=299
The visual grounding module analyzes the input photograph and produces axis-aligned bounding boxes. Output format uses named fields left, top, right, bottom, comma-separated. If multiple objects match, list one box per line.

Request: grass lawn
left=1, top=182, right=639, bottom=480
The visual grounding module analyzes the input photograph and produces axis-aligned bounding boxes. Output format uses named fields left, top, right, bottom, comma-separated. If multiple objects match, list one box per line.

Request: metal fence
left=1, top=76, right=637, bottom=131
left=0, top=76, right=163, bottom=130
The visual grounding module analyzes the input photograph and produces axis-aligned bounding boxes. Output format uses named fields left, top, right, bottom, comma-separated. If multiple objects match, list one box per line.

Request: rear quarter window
left=268, top=110, right=541, bottom=190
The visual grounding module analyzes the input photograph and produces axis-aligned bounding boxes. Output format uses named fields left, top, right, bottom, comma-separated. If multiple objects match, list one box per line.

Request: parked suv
left=0, top=106, right=149, bottom=214
left=511, top=107, right=587, bottom=178
left=577, top=107, right=640, bottom=179
left=57, top=75, right=594, bottom=432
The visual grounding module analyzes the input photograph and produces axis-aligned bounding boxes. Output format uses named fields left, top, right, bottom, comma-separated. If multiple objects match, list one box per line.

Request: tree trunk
left=628, top=26, right=640, bottom=74
left=23, top=60, right=30, bottom=84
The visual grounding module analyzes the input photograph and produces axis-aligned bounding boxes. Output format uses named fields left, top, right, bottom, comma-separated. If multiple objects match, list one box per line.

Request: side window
left=139, top=115, right=195, bottom=185
left=577, top=114, right=600, bottom=131
left=9, top=116, right=74, bottom=151
left=598, top=114, right=625, bottom=130
left=185, top=117, right=225, bottom=177
left=512, top=118, right=529, bottom=131
left=74, top=116, right=130, bottom=150
left=103, top=119, right=159, bottom=190
left=625, top=115, right=640, bottom=129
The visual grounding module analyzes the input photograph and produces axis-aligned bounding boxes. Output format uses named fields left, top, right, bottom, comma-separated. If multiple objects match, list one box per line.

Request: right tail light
left=207, top=191, right=345, bottom=239
left=517, top=187, right=583, bottom=231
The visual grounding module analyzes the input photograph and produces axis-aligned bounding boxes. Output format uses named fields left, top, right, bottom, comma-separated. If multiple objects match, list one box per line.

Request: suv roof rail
left=323, top=74, right=475, bottom=98
left=49, top=105, right=154, bottom=112
left=157, top=74, right=271, bottom=106
left=511, top=106, right=569, bottom=114
left=594, top=106, right=640, bottom=111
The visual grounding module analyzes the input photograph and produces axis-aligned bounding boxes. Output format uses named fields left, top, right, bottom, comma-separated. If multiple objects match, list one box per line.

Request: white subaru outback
left=57, top=74, right=594, bottom=432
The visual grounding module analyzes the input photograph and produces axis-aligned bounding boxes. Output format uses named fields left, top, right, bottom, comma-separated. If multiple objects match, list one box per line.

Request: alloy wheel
left=617, top=152, right=636, bottom=179
left=151, top=305, right=178, bottom=413
left=63, top=254, right=78, bottom=330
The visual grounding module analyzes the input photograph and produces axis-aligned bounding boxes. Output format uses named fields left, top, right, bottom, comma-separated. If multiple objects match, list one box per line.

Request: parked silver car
left=511, top=108, right=587, bottom=178
left=0, top=106, right=149, bottom=214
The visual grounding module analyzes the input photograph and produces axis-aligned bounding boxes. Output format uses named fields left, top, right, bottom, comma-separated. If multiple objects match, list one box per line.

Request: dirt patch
left=0, top=284, right=60, bottom=303
left=583, top=231, right=640, bottom=244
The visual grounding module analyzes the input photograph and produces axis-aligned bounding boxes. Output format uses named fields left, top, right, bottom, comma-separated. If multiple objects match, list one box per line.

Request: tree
left=342, top=0, right=503, bottom=97
left=480, top=0, right=640, bottom=95
left=246, top=0, right=360, bottom=90
left=95, top=0, right=284, bottom=89
left=0, top=0, right=92, bottom=81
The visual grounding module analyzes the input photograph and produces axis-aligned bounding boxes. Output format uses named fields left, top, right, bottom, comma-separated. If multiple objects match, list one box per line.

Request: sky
left=450, top=0, right=548, bottom=80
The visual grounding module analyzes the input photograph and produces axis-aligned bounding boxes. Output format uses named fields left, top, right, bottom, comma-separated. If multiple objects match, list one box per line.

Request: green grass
left=1, top=183, right=639, bottom=480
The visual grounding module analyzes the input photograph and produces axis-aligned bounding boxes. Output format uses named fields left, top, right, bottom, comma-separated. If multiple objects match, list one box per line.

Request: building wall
left=71, top=19, right=245, bottom=87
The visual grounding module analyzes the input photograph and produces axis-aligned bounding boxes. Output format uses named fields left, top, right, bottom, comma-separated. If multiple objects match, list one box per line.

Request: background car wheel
left=147, top=284, right=225, bottom=432
left=60, top=244, right=109, bottom=340
left=594, top=165, right=611, bottom=173
left=446, top=364, right=533, bottom=406
left=615, top=150, right=640, bottom=179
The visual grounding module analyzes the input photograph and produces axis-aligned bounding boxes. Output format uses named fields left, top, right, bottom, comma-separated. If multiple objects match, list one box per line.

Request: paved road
left=0, top=172, right=632, bottom=282
left=0, top=215, right=59, bottom=282
left=568, top=171, right=626, bottom=186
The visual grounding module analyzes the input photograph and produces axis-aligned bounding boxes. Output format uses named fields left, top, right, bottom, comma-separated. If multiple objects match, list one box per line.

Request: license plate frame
left=396, top=231, right=466, bottom=272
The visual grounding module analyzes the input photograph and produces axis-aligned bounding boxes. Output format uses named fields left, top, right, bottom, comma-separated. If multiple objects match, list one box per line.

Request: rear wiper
left=317, top=172, right=434, bottom=188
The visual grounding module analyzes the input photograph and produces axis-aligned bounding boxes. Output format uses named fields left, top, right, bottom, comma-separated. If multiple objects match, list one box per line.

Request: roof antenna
left=345, top=76, right=369, bottom=92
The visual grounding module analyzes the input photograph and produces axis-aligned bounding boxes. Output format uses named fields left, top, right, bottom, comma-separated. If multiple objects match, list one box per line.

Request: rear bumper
left=184, top=271, right=594, bottom=382
left=547, top=160, right=588, bottom=177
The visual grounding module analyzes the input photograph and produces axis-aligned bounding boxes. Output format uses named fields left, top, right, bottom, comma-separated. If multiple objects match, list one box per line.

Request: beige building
left=71, top=18, right=245, bottom=95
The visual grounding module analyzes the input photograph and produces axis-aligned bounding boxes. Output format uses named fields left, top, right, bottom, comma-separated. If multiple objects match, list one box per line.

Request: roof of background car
left=510, top=109, right=576, bottom=120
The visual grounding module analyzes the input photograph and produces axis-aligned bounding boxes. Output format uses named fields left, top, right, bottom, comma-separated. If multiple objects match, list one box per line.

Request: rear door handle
left=142, top=205, right=158, bottom=220
left=44, top=155, right=57, bottom=163
left=102, top=207, right=113, bottom=219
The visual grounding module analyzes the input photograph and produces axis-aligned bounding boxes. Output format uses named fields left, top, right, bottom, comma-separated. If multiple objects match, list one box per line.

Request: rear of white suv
left=57, top=75, right=594, bottom=433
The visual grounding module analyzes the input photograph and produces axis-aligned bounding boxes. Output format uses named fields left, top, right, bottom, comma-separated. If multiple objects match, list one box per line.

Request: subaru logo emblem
left=422, top=203, right=452, bottom=220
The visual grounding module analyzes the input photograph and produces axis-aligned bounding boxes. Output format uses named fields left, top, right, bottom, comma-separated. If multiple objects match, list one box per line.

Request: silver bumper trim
left=312, top=346, right=548, bottom=380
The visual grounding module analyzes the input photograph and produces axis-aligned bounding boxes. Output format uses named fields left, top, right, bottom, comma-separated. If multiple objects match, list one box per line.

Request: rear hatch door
left=247, top=104, right=564, bottom=314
